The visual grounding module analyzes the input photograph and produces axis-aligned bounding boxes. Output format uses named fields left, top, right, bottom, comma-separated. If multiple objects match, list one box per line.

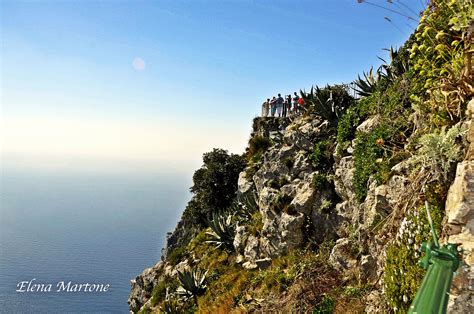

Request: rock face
left=236, top=115, right=338, bottom=265
left=446, top=100, right=474, bottom=313
left=128, top=262, right=164, bottom=312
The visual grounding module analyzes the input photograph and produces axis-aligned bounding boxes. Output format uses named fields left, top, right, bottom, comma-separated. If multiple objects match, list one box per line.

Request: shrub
left=413, top=122, right=467, bottom=182
left=353, top=123, right=396, bottom=203
left=312, top=173, right=331, bottom=190
left=313, top=294, right=335, bottom=314
left=247, top=136, right=272, bottom=162
left=310, top=139, right=333, bottom=169
left=269, top=194, right=293, bottom=213
left=247, top=211, right=263, bottom=237
left=187, top=148, right=246, bottom=227
left=167, top=246, right=186, bottom=266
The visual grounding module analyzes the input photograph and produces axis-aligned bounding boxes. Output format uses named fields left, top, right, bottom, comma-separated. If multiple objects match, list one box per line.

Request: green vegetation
left=176, top=268, right=208, bottom=305
left=247, top=211, right=263, bottom=237
left=300, top=84, right=355, bottom=126
left=354, top=66, right=381, bottom=97
left=206, top=212, right=236, bottom=252
left=310, top=139, right=334, bottom=169
left=384, top=199, right=444, bottom=313
left=353, top=124, right=394, bottom=202
left=187, top=149, right=246, bottom=224
left=269, top=193, right=294, bottom=214
left=167, top=246, right=186, bottom=266
left=312, top=173, right=331, bottom=190
left=313, top=294, right=335, bottom=314
left=247, top=135, right=272, bottom=163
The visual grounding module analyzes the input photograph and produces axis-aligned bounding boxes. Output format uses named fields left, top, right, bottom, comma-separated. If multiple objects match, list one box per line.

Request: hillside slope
left=129, top=1, right=473, bottom=313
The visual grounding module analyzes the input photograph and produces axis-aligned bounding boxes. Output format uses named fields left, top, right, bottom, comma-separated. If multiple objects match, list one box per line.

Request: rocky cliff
left=129, top=1, right=473, bottom=312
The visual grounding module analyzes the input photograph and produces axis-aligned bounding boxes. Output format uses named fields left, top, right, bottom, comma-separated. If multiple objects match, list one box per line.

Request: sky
left=1, top=0, right=426, bottom=175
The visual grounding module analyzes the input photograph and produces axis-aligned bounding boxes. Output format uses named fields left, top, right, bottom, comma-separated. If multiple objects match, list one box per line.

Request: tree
left=186, top=148, right=246, bottom=227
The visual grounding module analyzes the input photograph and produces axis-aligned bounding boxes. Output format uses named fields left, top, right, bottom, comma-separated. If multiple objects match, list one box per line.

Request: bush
left=247, top=211, right=263, bottom=237
left=269, top=193, right=293, bottom=214
left=353, top=123, right=395, bottom=203
left=188, top=148, right=246, bottom=227
left=247, top=136, right=272, bottom=162
left=167, top=246, right=186, bottom=266
left=312, top=173, right=331, bottom=190
left=313, top=294, right=335, bottom=314
left=310, top=139, right=333, bottom=169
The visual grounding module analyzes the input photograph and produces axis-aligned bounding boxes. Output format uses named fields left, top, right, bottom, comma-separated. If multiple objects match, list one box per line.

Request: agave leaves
left=354, top=46, right=409, bottom=98
left=354, top=66, right=381, bottom=97
left=378, top=46, right=409, bottom=82
left=206, top=211, right=236, bottom=251
left=176, top=268, right=208, bottom=304
left=231, top=191, right=258, bottom=222
left=300, top=84, right=353, bottom=125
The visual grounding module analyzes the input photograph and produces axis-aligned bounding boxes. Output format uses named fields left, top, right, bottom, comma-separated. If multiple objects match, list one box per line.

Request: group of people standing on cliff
left=261, top=92, right=305, bottom=118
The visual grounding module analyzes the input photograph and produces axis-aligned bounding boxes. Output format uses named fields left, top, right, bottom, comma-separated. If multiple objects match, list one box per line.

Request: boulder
left=356, top=115, right=381, bottom=133
left=329, top=238, right=358, bottom=271
left=238, top=170, right=254, bottom=197
left=290, top=180, right=316, bottom=215
left=334, top=156, right=356, bottom=202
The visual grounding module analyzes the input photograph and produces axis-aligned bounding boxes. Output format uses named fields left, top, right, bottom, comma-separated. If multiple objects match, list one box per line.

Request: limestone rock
left=238, top=170, right=254, bottom=197
left=445, top=161, right=474, bottom=265
left=356, top=115, right=381, bottom=133
left=128, top=261, right=164, bottom=312
left=334, top=156, right=356, bottom=202
left=329, top=238, right=358, bottom=271
left=290, top=180, right=316, bottom=215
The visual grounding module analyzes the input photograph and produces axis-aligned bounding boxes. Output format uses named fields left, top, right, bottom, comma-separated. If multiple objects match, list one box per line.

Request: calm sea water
left=0, top=170, right=190, bottom=313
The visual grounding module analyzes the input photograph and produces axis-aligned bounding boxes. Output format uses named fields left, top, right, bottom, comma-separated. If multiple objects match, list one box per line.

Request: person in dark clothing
left=286, top=95, right=292, bottom=116
left=292, top=92, right=300, bottom=114
left=276, top=93, right=284, bottom=117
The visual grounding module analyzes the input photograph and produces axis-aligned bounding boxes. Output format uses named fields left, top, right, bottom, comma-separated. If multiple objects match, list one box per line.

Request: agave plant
left=300, top=84, right=354, bottom=125
left=160, top=293, right=180, bottom=314
left=378, top=46, right=409, bottom=82
left=176, top=268, right=208, bottom=305
left=206, top=211, right=236, bottom=251
left=353, top=66, right=381, bottom=97
left=231, top=191, right=258, bottom=222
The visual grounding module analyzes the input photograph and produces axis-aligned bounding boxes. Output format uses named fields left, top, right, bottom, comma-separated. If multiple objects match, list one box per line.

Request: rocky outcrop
left=235, top=115, right=339, bottom=265
left=128, top=262, right=164, bottom=312
left=446, top=99, right=474, bottom=313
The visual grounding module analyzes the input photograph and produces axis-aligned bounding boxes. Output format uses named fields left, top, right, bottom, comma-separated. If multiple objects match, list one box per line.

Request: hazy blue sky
left=1, top=0, right=424, bottom=174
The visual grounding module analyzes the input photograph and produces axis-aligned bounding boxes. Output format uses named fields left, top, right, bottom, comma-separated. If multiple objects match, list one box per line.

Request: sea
left=0, top=169, right=190, bottom=313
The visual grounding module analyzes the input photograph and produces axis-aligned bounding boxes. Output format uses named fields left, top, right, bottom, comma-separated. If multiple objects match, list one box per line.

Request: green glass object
left=408, top=242, right=460, bottom=314
left=408, top=200, right=461, bottom=314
